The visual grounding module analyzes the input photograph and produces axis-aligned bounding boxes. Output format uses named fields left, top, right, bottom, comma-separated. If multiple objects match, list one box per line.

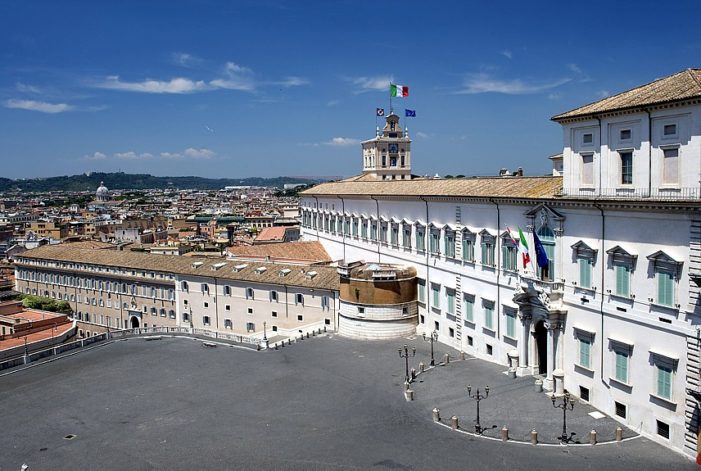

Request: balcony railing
left=519, top=276, right=564, bottom=295
left=559, top=187, right=700, bottom=201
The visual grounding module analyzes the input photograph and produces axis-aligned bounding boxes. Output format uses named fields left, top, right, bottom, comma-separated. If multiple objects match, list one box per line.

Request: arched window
left=151, top=307, right=157, bottom=316
left=168, top=310, right=176, bottom=319
left=181, top=281, right=189, bottom=291
left=537, top=226, right=556, bottom=281
left=160, top=308, right=166, bottom=317
left=224, top=319, right=232, bottom=329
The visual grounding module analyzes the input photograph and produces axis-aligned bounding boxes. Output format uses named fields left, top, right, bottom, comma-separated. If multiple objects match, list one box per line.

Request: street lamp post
left=466, top=384, right=490, bottom=434
left=398, top=344, right=416, bottom=382
left=552, top=391, right=576, bottom=443
left=422, top=330, right=438, bottom=366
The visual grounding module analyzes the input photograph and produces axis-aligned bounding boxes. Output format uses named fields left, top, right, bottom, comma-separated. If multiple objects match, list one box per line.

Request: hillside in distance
left=0, top=172, right=330, bottom=192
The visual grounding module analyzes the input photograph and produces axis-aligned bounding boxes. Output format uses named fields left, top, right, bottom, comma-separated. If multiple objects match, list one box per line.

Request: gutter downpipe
left=594, top=203, right=609, bottom=387
left=489, top=198, right=501, bottom=339
left=370, top=195, right=381, bottom=263
left=419, top=196, right=430, bottom=314
left=337, top=195, right=346, bottom=263
left=596, top=116, right=602, bottom=196
left=644, top=108, right=652, bottom=197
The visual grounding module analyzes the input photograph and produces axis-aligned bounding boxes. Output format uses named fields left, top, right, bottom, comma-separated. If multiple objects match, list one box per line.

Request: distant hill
left=0, top=172, right=329, bottom=193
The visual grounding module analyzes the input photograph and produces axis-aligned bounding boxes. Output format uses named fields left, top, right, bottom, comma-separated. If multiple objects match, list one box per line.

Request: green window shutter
left=485, top=306, right=493, bottom=329
left=432, top=286, right=440, bottom=307
left=615, top=264, right=629, bottom=297
left=615, top=351, right=628, bottom=383
left=447, top=291, right=455, bottom=314
left=465, top=298, right=473, bottom=321
left=657, top=271, right=674, bottom=306
left=418, top=282, right=425, bottom=303
left=580, top=339, right=590, bottom=368
left=506, top=313, right=515, bottom=338
left=657, top=365, right=672, bottom=399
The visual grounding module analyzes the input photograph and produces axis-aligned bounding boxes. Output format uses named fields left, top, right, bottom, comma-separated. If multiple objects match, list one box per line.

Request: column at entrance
left=517, top=314, right=531, bottom=376
left=543, top=324, right=556, bottom=391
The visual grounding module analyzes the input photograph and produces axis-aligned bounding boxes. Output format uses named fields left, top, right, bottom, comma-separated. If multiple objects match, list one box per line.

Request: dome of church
left=96, top=182, right=110, bottom=201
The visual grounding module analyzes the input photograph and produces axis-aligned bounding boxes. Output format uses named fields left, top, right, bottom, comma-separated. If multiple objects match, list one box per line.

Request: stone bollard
left=275, top=343, right=279, bottom=350
left=508, top=367, right=516, bottom=379
left=500, top=426, right=509, bottom=441
left=451, top=416, right=459, bottom=430
left=615, top=426, right=623, bottom=442
left=405, top=389, right=414, bottom=402
left=530, top=429, right=538, bottom=445
left=306, top=332, right=310, bottom=339
left=419, top=362, right=425, bottom=373
left=257, top=344, right=261, bottom=351
left=534, top=379, right=543, bottom=393
left=590, top=429, right=597, bottom=445
left=288, top=339, right=292, bottom=345
left=312, top=330, right=316, bottom=336
left=460, top=351, right=466, bottom=360
left=324, top=325, right=327, bottom=332
left=444, top=353, right=450, bottom=364
left=432, top=408, right=441, bottom=422
left=410, top=368, right=417, bottom=381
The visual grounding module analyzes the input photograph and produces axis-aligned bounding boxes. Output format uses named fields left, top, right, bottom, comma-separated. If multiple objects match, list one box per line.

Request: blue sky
left=1, top=0, right=700, bottom=180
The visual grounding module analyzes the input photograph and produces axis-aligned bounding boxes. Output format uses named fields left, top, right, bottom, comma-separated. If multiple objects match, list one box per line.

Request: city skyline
left=1, top=0, right=700, bottom=179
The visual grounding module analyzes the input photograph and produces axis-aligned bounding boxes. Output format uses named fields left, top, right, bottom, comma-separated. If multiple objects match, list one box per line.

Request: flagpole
left=389, top=81, right=393, bottom=115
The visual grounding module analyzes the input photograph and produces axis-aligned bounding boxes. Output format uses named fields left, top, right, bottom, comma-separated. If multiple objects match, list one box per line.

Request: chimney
left=515, top=167, right=524, bottom=177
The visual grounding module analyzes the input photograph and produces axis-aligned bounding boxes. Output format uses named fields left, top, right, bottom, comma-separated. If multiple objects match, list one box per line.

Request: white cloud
left=566, top=63, right=582, bottom=74
left=415, top=131, right=431, bottom=139
left=350, top=75, right=394, bottom=93
left=500, top=50, right=513, bottom=60
left=16, top=82, right=42, bottom=94
left=326, top=99, right=340, bottom=106
left=271, top=76, right=309, bottom=87
left=83, top=151, right=107, bottom=161
left=209, top=62, right=256, bottom=91
left=455, top=73, right=571, bottom=95
left=326, top=137, right=360, bottom=146
left=172, top=52, right=201, bottom=67
left=547, top=92, right=561, bottom=100
left=114, top=151, right=154, bottom=160
left=159, top=152, right=182, bottom=159
left=4, top=99, right=74, bottom=113
left=183, top=147, right=215, bottom=159
left=97, top=76, right=210, bottom=94
left=595, top=90, right=610, bottom=99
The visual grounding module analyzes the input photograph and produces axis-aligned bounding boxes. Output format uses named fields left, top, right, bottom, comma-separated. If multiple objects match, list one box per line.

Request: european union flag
left=405, top=109, right=416, bottom=117
left=533, top=232, right=549, bottom=268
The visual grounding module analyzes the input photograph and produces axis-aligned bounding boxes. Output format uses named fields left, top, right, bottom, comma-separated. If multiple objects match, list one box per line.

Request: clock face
left=389, top=143, right=398, bottom=153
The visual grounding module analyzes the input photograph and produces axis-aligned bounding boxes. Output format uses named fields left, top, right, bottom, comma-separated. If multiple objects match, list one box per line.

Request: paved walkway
left=410, top=350, right=633, bottom=444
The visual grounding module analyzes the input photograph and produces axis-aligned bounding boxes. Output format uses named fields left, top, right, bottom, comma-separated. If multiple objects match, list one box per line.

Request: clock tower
left=361, top=112, right=412, bottom=180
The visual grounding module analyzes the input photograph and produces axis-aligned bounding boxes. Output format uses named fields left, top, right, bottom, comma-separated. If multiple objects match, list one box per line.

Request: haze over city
left=2, top=0, right=699, bottom=179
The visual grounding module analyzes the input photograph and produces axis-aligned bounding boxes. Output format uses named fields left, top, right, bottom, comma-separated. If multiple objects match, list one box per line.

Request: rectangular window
left=295, top=293, right=304, bottom=305
left=506, top=310, right=516, bottom=338
left=391, top=225, right=399, bottom=246
left=663, top=124, right=677, bottom=136
left=370, top=223, right=378, bottom=241
left=615, top=401, right=627, bottom=419
left=502, top=244, right=517, bottom=271
left=481, top=238, right=495, bottom=266
left=462, top=234, right=475, bottom=261
left=361, top=220, right=368, bottom=239
left=446, top=289, right=455, bottom=315
left=579, top=257, right=592, bottom=289
left=615, top=350, right=629, bottom=383
left=445, top=231, right=455, bottom=258
left=431, top=284, right=441, bottom=309
left=203, top=316, right=211, bottom=326
left=620, top=129, right=631, bottom=140
left=579, top=337, right=591, bottom=369
left=662, top=148, right=679, bottom=185
left=620, top=151, right=633, bottom=185
left=246, top=322, right=255, bottom=332
left=614, top=263, right=630, bottom=297
left=656, top=364, right=673, bottom=399
left=464, top=294, right=474, bottom=322
left=417, top=279, right=425, bottom=303
left=581, top=154, right=594, bottom=186
left=657, top=269, right=675, bottom=307
left=429, top=230, right=440, bottom=254
left=403, top=227, right=412, bottom=249
left=416, top=227, right=425, bottom=252
left=483, top=302, right=494, bottom=330
left=657, top=420, right=670, bottom=439
left=582, top=133, right=593, bottom=144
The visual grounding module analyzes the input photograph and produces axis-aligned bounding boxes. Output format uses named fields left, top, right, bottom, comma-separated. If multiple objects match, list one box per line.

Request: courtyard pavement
left=0, top=334, right=695, bottom=470
left=410, top=350, right=630, bottom=444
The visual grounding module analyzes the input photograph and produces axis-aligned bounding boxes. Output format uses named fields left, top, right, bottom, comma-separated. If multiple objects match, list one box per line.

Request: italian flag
left=518, top=227, right=531, bottom=269
left=390, top=84, right=409, bottom=97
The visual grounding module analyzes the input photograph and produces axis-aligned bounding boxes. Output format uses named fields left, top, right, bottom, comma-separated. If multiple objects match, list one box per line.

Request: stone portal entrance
left=534, top=320, right=548, bottom=375
left=130, top=316, right=140, bottom=328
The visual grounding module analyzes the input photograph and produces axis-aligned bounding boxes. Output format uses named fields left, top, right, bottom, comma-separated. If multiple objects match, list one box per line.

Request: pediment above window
left=606, top=245, right=637, bottom=260
left=572, top=240, right=598, bottom=257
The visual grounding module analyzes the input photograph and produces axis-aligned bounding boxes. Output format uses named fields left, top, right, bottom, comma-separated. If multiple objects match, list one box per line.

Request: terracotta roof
left=552, top=69, right=701, bottom=121
left=301, top=176, right=562, bottom=199
left=228, top=241, right=331, bottom=264
left=255, top=226, right=286, bottom=241
left=15, top=245, right=339, bottom=290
